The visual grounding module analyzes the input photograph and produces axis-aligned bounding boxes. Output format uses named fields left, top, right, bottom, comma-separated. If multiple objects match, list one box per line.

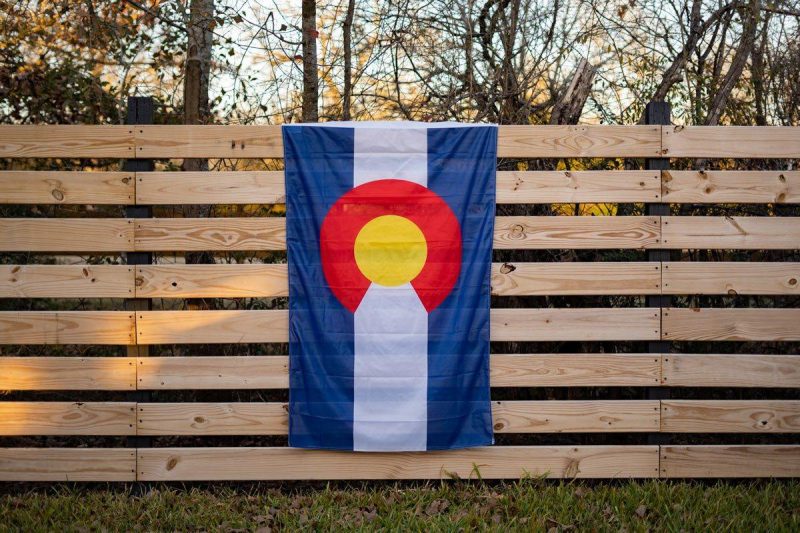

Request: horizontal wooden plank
left=135, top=264, right=287, bottom=298
left=0, top=448, right=136, bottom=481
left=136, top=400, right=659, bottom=436
left=0, top=171, right=134, bottom=204
left=492, top=262, right=660, bottom=295
left=0, top=311, right=135, bottom=345
left=136, top=171, right=285, bottom=204
left=136, top=308, right=660, bottom=344
left=494, top=216, right=660, bottom=249
left=0, top=357, right=136, bottom=390
left=662, top=262, right=800, bottom=295
left=135, top=125, right=283, bottom=158
left=497, top=125, right=662, bottom=158
left=0, top=402, right=135, bottom=436
left=662, top=170, right=800, bottom=203
left=662, top=354, right=800, bottom=388
left=497, top=170, right=660, bottom=203
left=491, top=308, right=661, bottom=341
left=662, top=126, right=800, bottom=158
left=662, top=217, right=800, bottom=249
left=0, top=265, right=134, bottom=298
left=0, top=125, right=134, bottom=158
left=0, top=218, right=134, bottom=252
left=661, top=445, right=800, bottom=478
left=663, top=308, right=800, bottom=341
left=137, top=445, right=660, bottom=480
left=661, top=400, right=800, bottom=433
left=137, top=356, right=288, bottom=389
left=134, top=218, right=285, bottom=251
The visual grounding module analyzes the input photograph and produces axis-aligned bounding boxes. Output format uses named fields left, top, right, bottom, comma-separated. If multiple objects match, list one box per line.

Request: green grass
left=1, top=480, right=798, bottom=531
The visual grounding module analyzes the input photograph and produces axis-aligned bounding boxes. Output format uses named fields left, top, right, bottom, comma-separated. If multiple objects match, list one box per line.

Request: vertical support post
left=123, top=96, right=154, bottom=451
left=644, top=101, right=671, bottom=445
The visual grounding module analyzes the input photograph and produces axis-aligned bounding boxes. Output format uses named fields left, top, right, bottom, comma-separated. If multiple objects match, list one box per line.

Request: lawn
left=1, top=479, right=798, bottom=531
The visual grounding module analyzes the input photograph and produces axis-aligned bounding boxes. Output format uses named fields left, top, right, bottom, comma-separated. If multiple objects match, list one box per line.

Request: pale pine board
left=0, top=448, right=136, bottom=481
left=134, top=218, right=285, bottom=251
left=662, top=262, right=800, bottom=295
left=0, top=357, right=136, bottom=390
left=496, top=125, right=662, bottom=158
left=136, top=171, right=285, bottom=204
left=662, top=308, right=800, bottom=341
left=137, top=445, right=660, bottom=480
left=135, top=264, right=287, bottom=298
left=0, top=125, right=134, bottom=158
left=661, top=445, right=800, bottom=478
left=0, top=265, right=134, bottom=298
left=662, top=217, right=800, bottom=249
left=0, top=402, right=136, bottom=436
left=661, top=400, right=800, bottom=433
left=662, top=170, right=800, bottom=203
left=662, top=354, right=800, bottom=388
left=494, top=216, right=660, bottom=249
left=0, top=171, right=135, bottom=204
left=491, top=262, right=660, bottom=295
left=0, top=219, right=134, bottom=252
left=137, top=356, right=289, bottom=389
left=0, top=311, right=135, bottom=345
left=135, top=125, right=283, bottom=158
left=662, top=126, right=800, bottom=158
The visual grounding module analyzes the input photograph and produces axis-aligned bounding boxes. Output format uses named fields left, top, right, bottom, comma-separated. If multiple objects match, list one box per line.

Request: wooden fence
left=1, top=114, right=799, bottom=481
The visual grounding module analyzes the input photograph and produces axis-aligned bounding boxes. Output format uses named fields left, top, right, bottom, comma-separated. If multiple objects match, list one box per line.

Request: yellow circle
left=354, top=215, right=427, bottom=287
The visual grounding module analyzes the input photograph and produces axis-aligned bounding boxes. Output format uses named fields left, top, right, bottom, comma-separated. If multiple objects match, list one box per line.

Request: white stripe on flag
left=354, top=127, right=428, bottom=187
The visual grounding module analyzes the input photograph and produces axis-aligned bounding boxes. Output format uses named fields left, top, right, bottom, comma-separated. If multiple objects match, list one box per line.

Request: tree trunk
left=302, top=0, right=319, bottom=122
left=183, top=0, right=214, bottom=172
left=342, top=0, right=355, bottom=120
left=549, top=59, right=596, bottom=125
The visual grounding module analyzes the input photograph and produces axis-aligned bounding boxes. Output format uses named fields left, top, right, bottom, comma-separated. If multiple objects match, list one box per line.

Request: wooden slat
left=492, top=262, right=660, bottom=295
left=0, top=265, right=134, bottom=298
left=662, top=126, right=800, bottom=158
left=137, top=445, right=660, bottom=480
left=136, top=400, right=659, bottom=436
left=662, top=354, right=800, bottom=388
left=0, top=125, right=134, bottom=158
left=662, top=262, right=800, bottom=295
left=0, top=219, right=134, bottom=252
left=662, top=170, right=800, bottom=203
left=0, top=171, right=135, bottom=204
left=661, top=400, right=800, bottom=433
left=0, top=402, right=135, bottom=436
left=661, top=445, right=800, bottom=478
left=135, top=125, right=283, bottom=158
left=0, top=448, right=136, bottom=481
left=497, top=125, right=662, bottom=158
left=662, top=217, right=800, bottom=249
left=497, top=170, right=660, bottom=203
left=135, top=264, right=287, bottom=298
left=0, top=357, right=136, bottom=390
left=137, top=356, right=288, bottom=389
left=136, top=308, right=660, bottom=344
left=134, top=218, right=285, bottom=251
left=494, top=216, right=660, bottom=249
left=136, top=171, right=285, bottom=204
left=0, top=311, right=135, bottom=345
left=491, top=308, right=661, bottom=341
left=662, top=308, right=800, bottom=341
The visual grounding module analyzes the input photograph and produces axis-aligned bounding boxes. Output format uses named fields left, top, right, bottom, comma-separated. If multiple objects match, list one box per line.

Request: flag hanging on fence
left=284, top=122, right=497, bottom=451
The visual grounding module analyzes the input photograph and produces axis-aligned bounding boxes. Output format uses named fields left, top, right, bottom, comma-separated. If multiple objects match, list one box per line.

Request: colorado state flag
left=284, top=122, right=496, bottom=451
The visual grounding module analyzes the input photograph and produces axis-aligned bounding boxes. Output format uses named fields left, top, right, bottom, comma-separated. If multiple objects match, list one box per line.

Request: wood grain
left=492, top=262, right=660, bottom=295
left=136, top=171, right=285, bottom=204
left=0, top=265, right=134, bottom=298
left=497, top=125, right=662, bottom=158
left=0, top=125, right=134, bottom=158
left=135, top=125, right=283, bottom=158
left=662, top=354, right=800, bottom=388
left=494, top=216, right=660, bottom=249
left=137, top=445, right=660, bottom=480
left=137, top=402, right=287, bottom=436
left=662, top=262, right=800, bottom=295
left=0, top=219, right=134, bottom=252
left=662, top=308, right=800, bottom=341
left=0, top=171, right=134, bottom=204
left=491, top=354, right=661, bottom=387
left=137, top=356, right=289, bottom=389
left=491, top=308, right=661, bottom=341
left=136, top=310, right=289, bottom=344
left=134, top=218, right=285, bottom=251
left=661, top=217, right=800, bottom=249
left=0, top=357, right=136, bottom=390
left=661, top=400, right=800, bottom=433
left=662, top=170, right=800, bottom=203
left=135, top=264, right=287, bottom=298
left=0, top=448, right=136, bottom=481
left=0, top=311, right=135, bottom=345
left=0, top=402, right=135, bottom=436
left=661, top=445, right=800, bottom=478
left=662, top=126, right=800, bottom=158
